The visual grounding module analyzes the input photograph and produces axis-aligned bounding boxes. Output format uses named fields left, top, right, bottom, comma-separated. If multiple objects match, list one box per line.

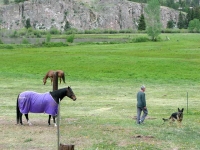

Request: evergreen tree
left=3, top=0, right=9, bottom=5
left=194, top=7, right=200, bottom=20
left=64, top=21, right=70, bottom=31
left=138, top=14, right=146, bottom=30
left=167, top=20, right=174, bottom=28
left=145, top=0, right=162, bottom=41
left=15, top=0, right=26, bottom=3
left=187, top=8, right=194, bottom=23
left=25, top=18, right=31, bottom=29
left=177, top=12, right=185, bottom=29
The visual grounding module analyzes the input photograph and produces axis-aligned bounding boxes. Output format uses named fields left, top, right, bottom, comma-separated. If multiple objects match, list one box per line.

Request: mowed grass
left=0, top=33, right=200, bottom=150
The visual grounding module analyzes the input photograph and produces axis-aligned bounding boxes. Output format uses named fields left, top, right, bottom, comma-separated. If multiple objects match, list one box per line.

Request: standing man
left=136, top=85, right=148, bottom=124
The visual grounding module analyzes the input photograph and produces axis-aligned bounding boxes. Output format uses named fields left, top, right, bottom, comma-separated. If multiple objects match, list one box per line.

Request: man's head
left=141, top=85, right=146, bottom=92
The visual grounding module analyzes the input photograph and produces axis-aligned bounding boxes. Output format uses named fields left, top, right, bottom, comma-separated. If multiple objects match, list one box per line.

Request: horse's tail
left=62, top=72, right=66, bottom=83
left=16, top=95, right=20, bottom=124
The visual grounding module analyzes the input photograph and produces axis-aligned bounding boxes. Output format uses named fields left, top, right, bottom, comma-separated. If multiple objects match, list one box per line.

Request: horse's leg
left=62, top=77, right=66, bottom=84
left=50, top=77, right=53, bottom=85
left=25, top=114, right=32, bottom=126
left=53, top=116, right=57, bottom=127
left=19, top=113, right=23, bottom=125
left=60, top=77, right=62, bottom=84
left=48, top=115, right=51, bottom=126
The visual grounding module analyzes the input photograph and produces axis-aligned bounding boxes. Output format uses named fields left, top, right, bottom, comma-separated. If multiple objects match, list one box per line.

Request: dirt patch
left=65, top=118, right=78, bottom=123
left=132, top=134, right=155, bottom=144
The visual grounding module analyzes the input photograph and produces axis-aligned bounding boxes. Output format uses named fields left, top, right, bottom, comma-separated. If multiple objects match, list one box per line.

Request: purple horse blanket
left=18, top=91, right=58, bottom=116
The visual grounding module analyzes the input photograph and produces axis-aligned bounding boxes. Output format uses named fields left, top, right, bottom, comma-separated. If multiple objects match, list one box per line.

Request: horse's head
left=66, top=86, right=76, bottom=101
left=43, top=78, right=47, bottom=85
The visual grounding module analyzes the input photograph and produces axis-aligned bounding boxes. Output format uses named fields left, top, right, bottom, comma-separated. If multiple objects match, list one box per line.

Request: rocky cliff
left=0, top=0, right=180, bottom=30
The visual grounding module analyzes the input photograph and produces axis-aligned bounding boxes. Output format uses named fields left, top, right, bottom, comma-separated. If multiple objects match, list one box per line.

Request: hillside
left=0, top=0, right=181, bottom=31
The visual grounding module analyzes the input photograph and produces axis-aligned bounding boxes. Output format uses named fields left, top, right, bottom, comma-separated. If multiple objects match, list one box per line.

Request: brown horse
left=43, top=70, right=66, bottom=85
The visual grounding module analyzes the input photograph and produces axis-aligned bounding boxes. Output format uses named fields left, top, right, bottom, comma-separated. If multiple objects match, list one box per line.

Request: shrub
left=46, top=33, right=51, bottom=43
left=66, top=34, right=75, bottom=43
left=33, top=30, right=41, bottom=38
left=49, top=28, right=60, bottom=35
left=65, top=28, right=78, bottom=34
left=0, top=45, right=14, bottom=49
left=10, top=30, right=18, bottom=38
left=21, top=38, right=30, bottom=44
left=0, top=39, right=3, bottom=44
left=188, top=19, right=200, bottom=32
left=132, top=37, right=149, bottom=43
left=41, top=42, right=68, bottom=47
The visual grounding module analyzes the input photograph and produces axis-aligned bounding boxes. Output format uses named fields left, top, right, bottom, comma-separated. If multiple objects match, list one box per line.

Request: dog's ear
left=178, top=108, right=180, bottom=111
left=182, top=108, right=184, bottom=111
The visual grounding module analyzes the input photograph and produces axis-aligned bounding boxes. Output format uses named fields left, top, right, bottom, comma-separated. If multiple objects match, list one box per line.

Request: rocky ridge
left=0, top=0, right=180, bottom=30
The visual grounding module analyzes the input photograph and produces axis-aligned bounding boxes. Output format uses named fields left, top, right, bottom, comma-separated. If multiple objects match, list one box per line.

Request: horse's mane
left=44, top=70, right=54, bottom=78
left=50, top=88, right=67, bottom=103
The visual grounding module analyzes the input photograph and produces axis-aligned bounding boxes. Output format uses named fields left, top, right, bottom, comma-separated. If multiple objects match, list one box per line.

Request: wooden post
left=53, top=71, right=58, bottom=91
left=53, top=72, right=75, bottom=150
left=52, top=72, right=59, bottom=150
left=187, top=92, right=188, bottom=114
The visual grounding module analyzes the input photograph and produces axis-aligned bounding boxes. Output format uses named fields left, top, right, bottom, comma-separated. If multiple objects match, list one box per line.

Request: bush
left=10, top=30, right=18, bottom=38
left=188, top=19, right=200, bottom=33
left=0, top=39, right=3, bottom=44
left=119, top=29, right=136, bottom=33
left=46, top=33, right=51, bottom=43
left=33, top=30, right=42, bottom=38
left=21, top=38, right=30, bottom=44
left=41, top=42, right=68, bottom=47
left=0, top=45, right=14, bottom=49
left=49, top=28, right=60, bottom=35
left=65, top=28, right=78, bottom=35
left=132, top=37, right=149, bottom=43
left=66, top=34, right=75, bottom=43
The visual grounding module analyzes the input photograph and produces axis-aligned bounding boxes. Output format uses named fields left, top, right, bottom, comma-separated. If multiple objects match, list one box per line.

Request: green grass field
left=0, top=33, right=200, bottom=149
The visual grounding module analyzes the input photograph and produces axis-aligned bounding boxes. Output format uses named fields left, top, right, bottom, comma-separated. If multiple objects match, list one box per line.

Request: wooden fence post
left=53, top=71, right=58, bottom=91
left=53, top=72, right=75, bottom=150
left=52, top=72, right=60, bottom=150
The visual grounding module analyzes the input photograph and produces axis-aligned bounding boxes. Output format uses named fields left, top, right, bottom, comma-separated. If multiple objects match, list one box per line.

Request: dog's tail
left=162, top=118, right=170, bottom=125
left=162, top=118, right=169, bottom=122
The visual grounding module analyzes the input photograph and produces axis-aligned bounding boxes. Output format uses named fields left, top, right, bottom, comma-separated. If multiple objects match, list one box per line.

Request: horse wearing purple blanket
left=16, top=87, right=76, bottom=126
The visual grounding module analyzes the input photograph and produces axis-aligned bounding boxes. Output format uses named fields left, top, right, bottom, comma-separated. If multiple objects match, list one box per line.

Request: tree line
left=3, top=0, right=28, bottom=4
left=139, top=0, right=200, bottom=41
left=129, top=0, right=200, bottom=11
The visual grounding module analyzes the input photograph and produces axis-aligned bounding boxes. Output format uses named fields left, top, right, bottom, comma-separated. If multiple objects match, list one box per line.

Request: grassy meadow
left=0, top=33, right=200, bottom=150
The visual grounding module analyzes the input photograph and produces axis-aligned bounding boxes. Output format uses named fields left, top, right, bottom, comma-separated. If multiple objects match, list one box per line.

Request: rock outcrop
left=0, top=0, right=180, bottom=30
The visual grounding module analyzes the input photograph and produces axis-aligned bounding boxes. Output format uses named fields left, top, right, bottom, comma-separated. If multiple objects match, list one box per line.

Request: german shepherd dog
left=162, top=108, right=184, bottom=127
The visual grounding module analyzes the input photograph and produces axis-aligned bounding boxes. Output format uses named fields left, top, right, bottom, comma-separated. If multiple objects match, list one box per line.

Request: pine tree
left=194, top=7, right=200, bottom=20
left=187, top=8, right=193, bottom=23
left=138, top=14, right=146, bottom=30
left=177, top=12, right=185, bottom=29
left=167, top=20, right=174, bottom=28
left=64, top=21, right=70, bottom=31
left=25, top=18, right=31, bottom=29
left=3, top=0, right=9, bottom=5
